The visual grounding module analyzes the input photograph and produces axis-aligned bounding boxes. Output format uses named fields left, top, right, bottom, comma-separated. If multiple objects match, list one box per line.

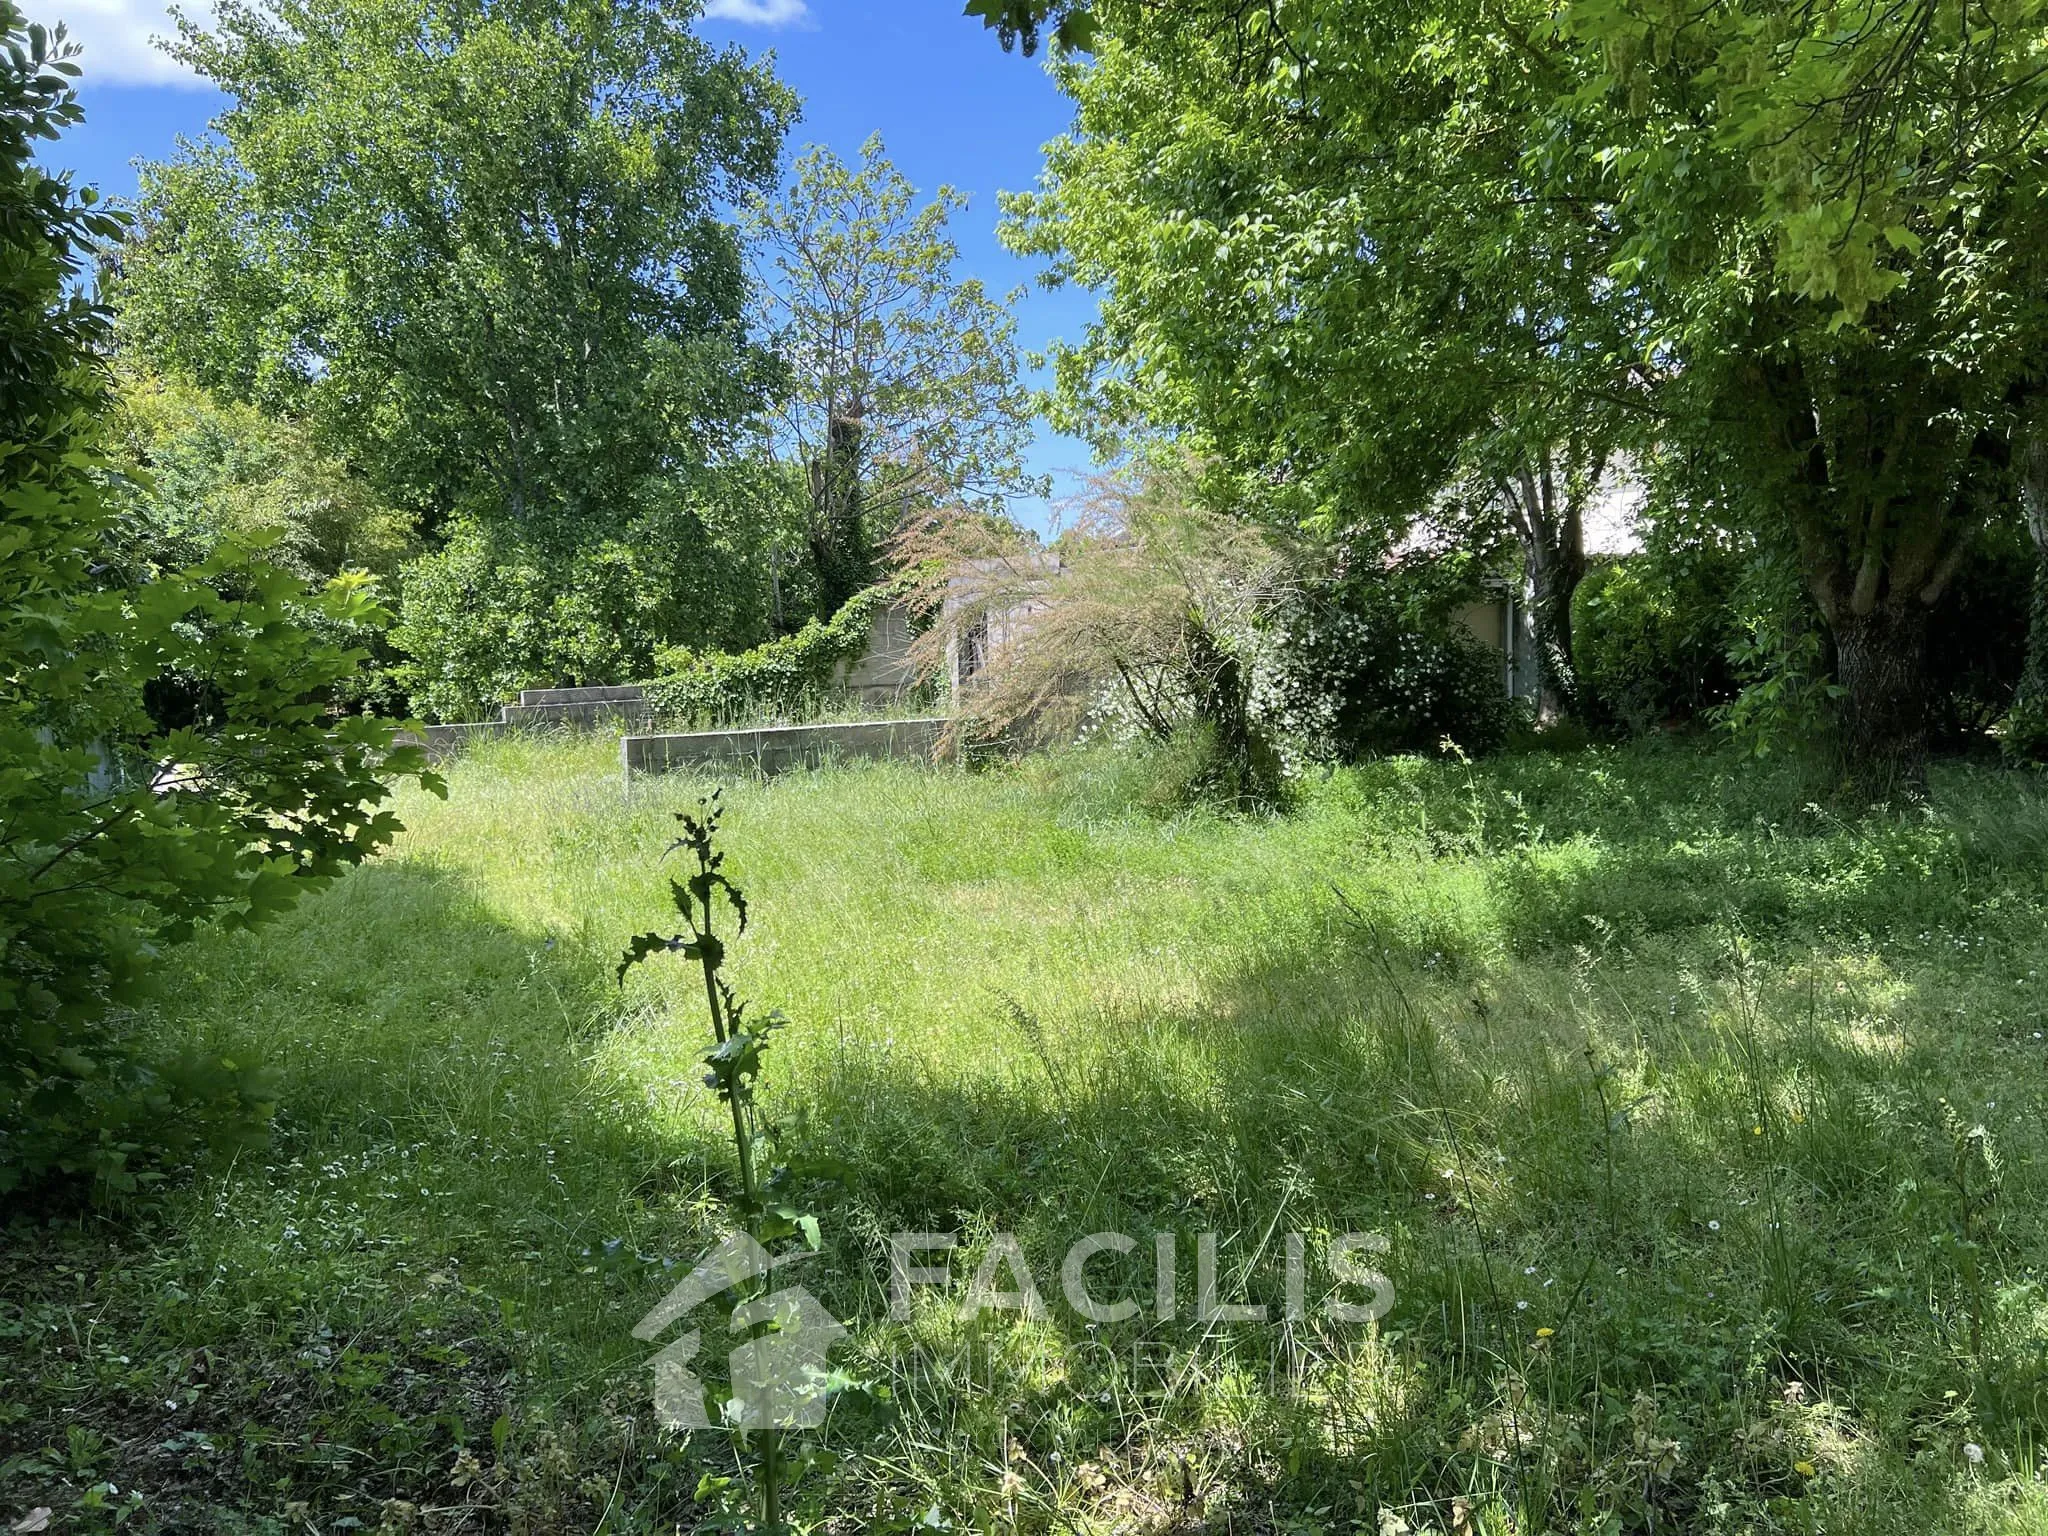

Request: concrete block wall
left=622, top=718, right=947, bottom=780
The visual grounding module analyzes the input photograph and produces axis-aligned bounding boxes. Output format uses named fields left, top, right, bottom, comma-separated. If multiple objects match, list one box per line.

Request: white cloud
left=44, top=0, right=804, bottom=87
left=49, top=0, right=210, bottom=87
left=700, top=0, right=812, bottom=26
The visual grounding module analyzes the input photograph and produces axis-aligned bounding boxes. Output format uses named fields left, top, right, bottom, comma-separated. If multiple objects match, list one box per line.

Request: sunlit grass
left=6, top=736, right=2048, bottom=1532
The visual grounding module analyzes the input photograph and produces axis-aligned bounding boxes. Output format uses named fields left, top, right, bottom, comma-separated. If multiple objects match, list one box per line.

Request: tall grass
left=6, top=736, right=2048, bottom=1533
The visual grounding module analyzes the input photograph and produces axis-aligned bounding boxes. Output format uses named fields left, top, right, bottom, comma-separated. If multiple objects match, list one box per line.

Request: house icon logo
left=633, top=1233, right=847, bottom=1431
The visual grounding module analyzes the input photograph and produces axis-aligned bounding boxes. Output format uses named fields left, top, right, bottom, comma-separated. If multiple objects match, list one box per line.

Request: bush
left=642, top=581, right=907, bottom=725
left=1264, top=575, right=1511, bottom=760
left=1, top=15, right=435, bottom=1196
left=393, top=499, right=774, bottom=721
left=1572, top=550, right=1741, bottom=733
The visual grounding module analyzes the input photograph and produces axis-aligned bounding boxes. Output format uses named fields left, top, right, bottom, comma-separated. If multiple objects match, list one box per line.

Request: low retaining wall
left=622, top=718, right=947, bottom=780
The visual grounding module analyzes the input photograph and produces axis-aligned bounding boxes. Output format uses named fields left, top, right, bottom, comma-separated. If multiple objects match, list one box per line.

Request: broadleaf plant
left=620, top=790, right=811, bottom=1533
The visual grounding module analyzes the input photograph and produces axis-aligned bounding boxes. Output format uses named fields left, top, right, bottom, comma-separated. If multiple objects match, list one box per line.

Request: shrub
left=393, top=501, right=774, bottom=721
left=1264, top=575, right=1511, bottom=760
left=2, top=14, right=436, bottom=1196
left=1572, top=550, right=1741, bottom=733
left=642, top=581, right=906, bottom=725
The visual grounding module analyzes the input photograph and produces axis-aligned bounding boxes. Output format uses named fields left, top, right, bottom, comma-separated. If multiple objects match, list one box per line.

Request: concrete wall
left=622, top=718, right=947, bottom=780
left=833, top=603, right=920, bottom=707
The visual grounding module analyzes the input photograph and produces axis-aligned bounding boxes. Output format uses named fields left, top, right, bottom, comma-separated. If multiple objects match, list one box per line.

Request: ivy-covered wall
left=642, top=581, right=927, bottom=726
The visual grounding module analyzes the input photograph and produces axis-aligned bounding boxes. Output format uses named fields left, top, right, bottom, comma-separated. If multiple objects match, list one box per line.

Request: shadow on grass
left=10, top=760, right=2047, bottom=1535
left=0, top=860, right=741, bottom=1534
left=785, top=912, right=2043, bottom=1533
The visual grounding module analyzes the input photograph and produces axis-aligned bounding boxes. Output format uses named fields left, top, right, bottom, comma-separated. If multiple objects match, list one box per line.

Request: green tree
left=994, top=0, right=2048, bottom=790
left=114, top=0, right=796, bottom=539
left=1001, top=2, right=1640, bottom=723
left=1, top=7, right=437, bottom=1193
left=106, top=369, right=415, bottom=585
left=1568, top=0, right=2048, bottom=789
left=746, top=135, right=1045, bottom=619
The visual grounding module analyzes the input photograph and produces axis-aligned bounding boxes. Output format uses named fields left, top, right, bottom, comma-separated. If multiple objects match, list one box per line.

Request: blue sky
left=33, top=0, right=1098, bottom=527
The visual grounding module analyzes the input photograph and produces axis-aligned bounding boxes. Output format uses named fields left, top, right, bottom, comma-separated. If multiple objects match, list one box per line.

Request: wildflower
left=1516, top=1300, right=1528, bottom=1310
left=1535, top=1327, right=1554, bottom=1338
left=1752, top=1125, right=1763, bottom=1136
left=1523, top=1266, right=1537, bottom=1276
left=1794, top=1460, right=1816, bottom=1477
left=1965, top=1443, right=1985, bottom=1465
left=1707, top=1220, right=1720, bottom=1231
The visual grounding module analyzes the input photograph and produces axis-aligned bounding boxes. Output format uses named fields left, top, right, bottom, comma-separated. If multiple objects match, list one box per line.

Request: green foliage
left=1573, top=553, right=1742, bottom=734
left=114, top=0, right=794, bottom=536
left=1, top=14, right=437, bottom=1194
left=392, top=478, right=781, bottom=721
left=642, top=581, right=903, bottom=728
left=2, top=500, right=441, bottom=1191
left=962, top=0, right=1097, bottom=55
left=1265, top=571, right=1512, bottom=760
left=1013, top=0, right=2048, bottom=787
left=105, top=369, right=414, bottom=585
left=748, top=134, right=1044, bottom=618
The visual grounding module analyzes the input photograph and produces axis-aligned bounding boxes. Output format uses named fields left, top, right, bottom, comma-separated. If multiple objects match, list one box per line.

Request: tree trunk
left=2010, top=413, right=2048, bottom=753
left=1502, top=450, right=1589, bottom=724
left=1832, top=602, right=1931, bottom=798
left=807, top=407, right=871, bottom=618
left=1525, top=545, right=1583, bottom=723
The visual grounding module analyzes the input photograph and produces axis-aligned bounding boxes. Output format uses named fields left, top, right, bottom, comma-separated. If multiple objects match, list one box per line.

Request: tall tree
left=114, top=0, right=795, bottom=539
left=1001, top=2, right=1641, bottom=721
left=746, top=135, right=1044, bottom=619
left=993, top=0, right=2048, bottom=789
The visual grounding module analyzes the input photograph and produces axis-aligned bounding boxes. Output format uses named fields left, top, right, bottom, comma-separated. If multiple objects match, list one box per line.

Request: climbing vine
left=642, top=580, right=919, bottom=726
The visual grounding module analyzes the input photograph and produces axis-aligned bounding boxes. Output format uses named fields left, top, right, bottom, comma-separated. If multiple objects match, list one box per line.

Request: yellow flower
left=1752, top=1125, right=1764, bottom=1136
left=1535, top=1327, right=1554, bottom=1339
left=1794, top=1460, right=1817, bottom=1477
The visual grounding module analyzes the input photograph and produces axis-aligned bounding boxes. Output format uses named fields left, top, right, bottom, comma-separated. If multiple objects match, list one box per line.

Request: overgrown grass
left=8, top=737, right=2048, bottom=1533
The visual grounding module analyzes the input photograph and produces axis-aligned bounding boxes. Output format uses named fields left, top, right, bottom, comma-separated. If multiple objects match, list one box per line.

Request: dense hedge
left=642, top=580, right=913, bottom=726
left=1572, top=551, right=1742, bottom=733
left=1263, top=574, right=1512, bottom=759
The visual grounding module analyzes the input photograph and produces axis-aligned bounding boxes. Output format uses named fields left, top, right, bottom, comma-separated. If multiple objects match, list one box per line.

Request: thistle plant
left=621, top=789, right=800, bottom=1533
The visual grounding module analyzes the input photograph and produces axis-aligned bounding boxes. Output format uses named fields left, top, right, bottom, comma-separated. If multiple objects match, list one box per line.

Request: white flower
left=1965, top=1442, right=1985, bottom=1465
left=1516, top=1300, right=1528, bottom=1311
left=1707, top=1220, right=1721, bottom=1232
left=1524, top=1266, right=1537, bottom=1275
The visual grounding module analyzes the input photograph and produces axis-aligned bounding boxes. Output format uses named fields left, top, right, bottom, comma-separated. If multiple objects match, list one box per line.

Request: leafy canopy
left=115, top=0, right=796, bottom=535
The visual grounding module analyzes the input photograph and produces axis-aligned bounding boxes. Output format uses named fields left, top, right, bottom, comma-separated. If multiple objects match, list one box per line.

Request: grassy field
left=7, top=736, right=2048, bottom=1534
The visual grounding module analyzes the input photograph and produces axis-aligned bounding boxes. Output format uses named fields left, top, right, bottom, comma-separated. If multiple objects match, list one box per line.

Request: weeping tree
left=899, top=463, right=1294, bottom=805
